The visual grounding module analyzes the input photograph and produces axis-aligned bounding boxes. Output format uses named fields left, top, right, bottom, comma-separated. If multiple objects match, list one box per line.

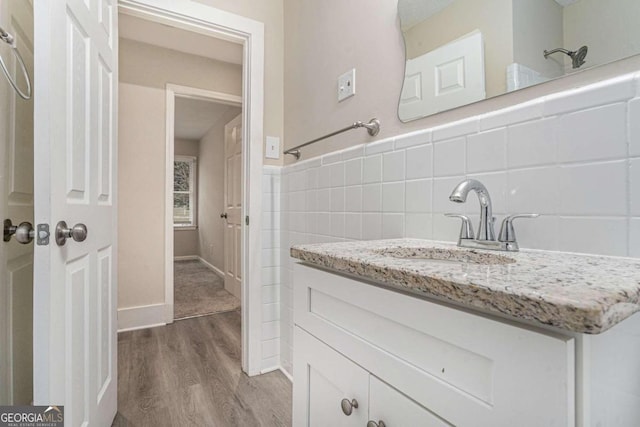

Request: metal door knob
left=340, top=398, right=358, bottom=416
left=367, top=421, right=386, bottom=427
left=220, top=213, right=228, bottom=219
left=3, top=219, right=34, bottom=244
left=55, top=221, right=88, bottom=246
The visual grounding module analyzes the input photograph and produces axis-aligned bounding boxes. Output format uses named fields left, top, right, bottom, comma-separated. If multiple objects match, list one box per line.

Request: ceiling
left=174, top=97, right=241, bottom=140
left=119, top=13, right=243, bottom=65
left=400, top=0, right=583, bottom=31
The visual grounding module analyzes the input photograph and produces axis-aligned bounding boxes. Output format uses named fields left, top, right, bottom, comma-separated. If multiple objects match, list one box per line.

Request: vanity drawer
left=293, top=262, right=575, bottom=427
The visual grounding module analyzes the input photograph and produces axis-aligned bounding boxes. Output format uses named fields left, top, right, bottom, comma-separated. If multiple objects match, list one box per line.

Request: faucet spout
left=449, top=179, right=495, bottom=241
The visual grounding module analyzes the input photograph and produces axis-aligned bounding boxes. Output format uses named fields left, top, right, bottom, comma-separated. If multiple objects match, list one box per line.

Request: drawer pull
left=340, top=398, right=358, bottom=416
left=367, top=421, right=386, bottom=427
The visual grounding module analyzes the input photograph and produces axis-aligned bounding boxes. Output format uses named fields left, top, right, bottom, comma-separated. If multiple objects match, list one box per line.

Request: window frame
left=173, top=155, right=198, bottom=229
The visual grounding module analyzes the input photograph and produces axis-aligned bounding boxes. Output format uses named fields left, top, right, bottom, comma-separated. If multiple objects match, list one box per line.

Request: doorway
left=170, top=91, right=242, bottom=320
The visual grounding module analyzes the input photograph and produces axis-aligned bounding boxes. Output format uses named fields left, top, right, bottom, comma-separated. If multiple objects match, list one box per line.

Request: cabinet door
left=369, top=376, right=454, bottom=426
left=293, top=327, right=369, bottom=426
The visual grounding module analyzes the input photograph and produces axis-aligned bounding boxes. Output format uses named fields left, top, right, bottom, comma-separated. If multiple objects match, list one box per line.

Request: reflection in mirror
left=398, top=0, right=640, bottom=122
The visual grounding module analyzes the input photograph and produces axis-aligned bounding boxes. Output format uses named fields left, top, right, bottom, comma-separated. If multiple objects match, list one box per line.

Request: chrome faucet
left=446, top=179, right=538, bottom=252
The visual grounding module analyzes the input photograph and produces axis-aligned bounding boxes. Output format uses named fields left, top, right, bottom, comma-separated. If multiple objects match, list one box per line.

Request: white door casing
left=224, top=114, right=242, bottom=299
left=121, top=0, right=264, bottom=375
left=33, top=0, right=118, bottom=425
left=399, top=30, right=486, bottom=120
left=0, top=0, right=34, bottom=406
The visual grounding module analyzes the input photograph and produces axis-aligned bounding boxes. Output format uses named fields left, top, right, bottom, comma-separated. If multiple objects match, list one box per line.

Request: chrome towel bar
left=284, top=118, right=380, bottom=160
left=0, top=26, right=32, bottom=100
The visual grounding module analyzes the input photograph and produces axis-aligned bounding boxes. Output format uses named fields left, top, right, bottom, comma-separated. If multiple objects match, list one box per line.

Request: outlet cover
left=265, top=136, right=280, bottom=159
left=338, top=68, right=356, bottom=102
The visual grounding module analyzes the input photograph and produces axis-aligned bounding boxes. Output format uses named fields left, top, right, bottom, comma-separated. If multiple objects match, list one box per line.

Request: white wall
left=277, top=72, right=640, bottom=416
left=174, top=138, right=200, bottom=257
left=118, top=38, right=241, bottom=311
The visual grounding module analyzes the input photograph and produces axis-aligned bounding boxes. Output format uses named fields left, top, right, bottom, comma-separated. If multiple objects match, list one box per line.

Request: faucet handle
left=498, top=214, right=540, bottom=243
left=445, top=213, right=475, bottom=240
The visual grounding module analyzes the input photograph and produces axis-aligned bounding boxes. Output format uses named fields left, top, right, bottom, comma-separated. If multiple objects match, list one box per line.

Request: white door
left=399, top=30, right=485, bottom=120
left=0, top=0, right=34, bottom=406
left=33, top=0, right=117, bottom=425
left=223, top=114, right=242, bottom=299
left=293, top=327, right=370, bottom=426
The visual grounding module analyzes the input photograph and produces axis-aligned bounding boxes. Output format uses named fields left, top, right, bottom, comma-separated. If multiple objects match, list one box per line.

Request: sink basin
left=374, top=247, right=516, bottom=265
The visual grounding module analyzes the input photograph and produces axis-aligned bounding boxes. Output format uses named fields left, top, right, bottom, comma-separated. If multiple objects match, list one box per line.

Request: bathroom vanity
left=290, top=239, right=640, bottom=426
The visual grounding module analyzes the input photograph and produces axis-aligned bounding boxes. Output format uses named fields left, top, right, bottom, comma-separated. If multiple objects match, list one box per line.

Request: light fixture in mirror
left=397, top=0, right=640, bottom=122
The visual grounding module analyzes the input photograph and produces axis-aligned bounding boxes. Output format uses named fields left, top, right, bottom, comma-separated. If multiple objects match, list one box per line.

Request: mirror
left=398, top=0, right=640, bottom=122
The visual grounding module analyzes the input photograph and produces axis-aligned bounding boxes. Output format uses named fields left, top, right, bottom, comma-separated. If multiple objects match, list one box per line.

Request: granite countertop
left=290, top=239, right=640, bottom=334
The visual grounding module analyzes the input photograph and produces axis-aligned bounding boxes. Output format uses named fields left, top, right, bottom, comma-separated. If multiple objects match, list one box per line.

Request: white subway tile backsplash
left=317, top=189, right=331, bottom=211
left=342, top=144, right=365, bottom=160
left=557, top=161, right=627, bottom=216
left=433, top=137, right=466, bottom=177
left=383, top=150, right=406, bottom=182
left=543, top=74, right=634, bottom=117
left=345, top=213, right=362, bottom=240
left=365, top=137, right=394, bottom=155
left=432, top=117, right=478, bottom=141
left=630, top=218, right=640, bottom=257
left=330, top=162, right=345, bottom=187
left=433, top=176, right=465, bottom=213
left=345, top=186, right=362, bottom=212
left=363, top=155, right=382, bottom=183
left=507, top=118, right=556, bottom=168
left=345, top=158, right=363, bottom=185
left=362, top=213, right=382, bottom=240
left=630, top=98, right=640, bottom=157
left=330, top=188, right=345, bottom=212
left=507, top=167, right=559, bottom=215
left=557, top=217, right=628, bottom=256
left=406, top=145, right=433, bottom=179
left=382, top=214, right=404, bottom=238
left=432, top=213, right=460, bottom=242
left=405, top=213, right=432, bottom=239
left=556, top=103, right=627, bottom=163
left=394, top=129, right=432, bottom=149
left=467, top=171, right=507, bottom=214
left=632, top=159, right=640, bottom=216
left=405, top=179, right=432, bottom=213
left=330, top=213, right=345, bottom=237
left=467, top=128, right=507, bottom=173
left=363, top=183, right=382, bottom=212
left=480, top=98, right=543, bottom=131
left=382, top=182, right=405, bottom=212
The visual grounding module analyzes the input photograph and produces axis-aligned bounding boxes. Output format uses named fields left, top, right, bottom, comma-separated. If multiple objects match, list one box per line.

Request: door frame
left=119, top=0, right=264, bottom=375
left=165, top=84, right=241, bottom=312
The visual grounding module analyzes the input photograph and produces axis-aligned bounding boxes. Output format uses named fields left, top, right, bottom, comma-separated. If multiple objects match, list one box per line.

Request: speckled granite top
left=290, top=239, right=640, bottom=334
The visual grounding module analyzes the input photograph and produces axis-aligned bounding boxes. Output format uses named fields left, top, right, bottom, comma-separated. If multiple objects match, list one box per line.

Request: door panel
left=0, top=0, right=34, bottom=406
left=224, top=114, right=242, bottom=299
left=34, top=0, right=117, bottom=425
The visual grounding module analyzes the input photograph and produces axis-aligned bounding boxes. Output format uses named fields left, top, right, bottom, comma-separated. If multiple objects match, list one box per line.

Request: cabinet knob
left=367, top=421, right=386, bottom=427
left=340, top=398, right=358, bottom=416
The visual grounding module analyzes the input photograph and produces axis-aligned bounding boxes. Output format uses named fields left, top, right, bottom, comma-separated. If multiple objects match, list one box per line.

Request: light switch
left=338, top=68, right=356, bottom=102
left=265, top=136, right=280, bottom=159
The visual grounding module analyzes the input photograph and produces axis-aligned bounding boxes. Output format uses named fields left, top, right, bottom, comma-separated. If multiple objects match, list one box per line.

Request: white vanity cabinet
left=292, top=263, right=576, bottom=427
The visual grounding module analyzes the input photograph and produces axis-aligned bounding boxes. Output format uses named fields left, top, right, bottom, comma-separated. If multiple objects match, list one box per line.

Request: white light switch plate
left=338, top=68, right=356, bottom=102
left=265, top=136, right=280, bottom=159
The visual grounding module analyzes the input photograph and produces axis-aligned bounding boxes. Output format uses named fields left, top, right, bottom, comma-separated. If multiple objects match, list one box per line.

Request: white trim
left=120, top=0, right=264, bottom=376
left=117, top=303, right=167, bottom=332
left=173, top=255, right=198, bottom=261
left=197, top=256, right=225, bottom=279
left=279, top=366, right=294, bottom=383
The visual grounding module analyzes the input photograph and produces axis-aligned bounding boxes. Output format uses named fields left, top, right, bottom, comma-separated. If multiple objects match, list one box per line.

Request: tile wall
left=274, top=72, right=640, bottom=376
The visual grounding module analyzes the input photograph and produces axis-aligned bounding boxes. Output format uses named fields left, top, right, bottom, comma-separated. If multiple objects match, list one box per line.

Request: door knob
left=220, top=213, right=228, bottom=219
left=55, top=221, right=88, bottom=246
left=3, top=219, right=34, bottom=244
left=340, top=398, right=358, bottom=416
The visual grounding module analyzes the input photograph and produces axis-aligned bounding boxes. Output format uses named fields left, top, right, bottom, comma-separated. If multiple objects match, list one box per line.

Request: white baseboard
left=118, top=303, right=167, bottom=332
left=196, top=257, right=225, bottom=279
left=174, top=255, right=198, bottom=261
left=279, top=366, right=293, bottom=382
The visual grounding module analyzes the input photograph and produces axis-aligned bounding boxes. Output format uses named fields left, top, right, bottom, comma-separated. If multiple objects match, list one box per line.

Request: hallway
left=113, top=311, right=292, bottom=426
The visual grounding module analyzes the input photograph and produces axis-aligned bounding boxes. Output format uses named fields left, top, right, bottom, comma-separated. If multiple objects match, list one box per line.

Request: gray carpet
left=174, top=260, right=240, bottom=320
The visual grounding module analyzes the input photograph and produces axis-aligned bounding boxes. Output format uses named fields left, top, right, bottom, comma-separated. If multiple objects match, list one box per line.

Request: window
left=174, top=156, right=197, bottom=228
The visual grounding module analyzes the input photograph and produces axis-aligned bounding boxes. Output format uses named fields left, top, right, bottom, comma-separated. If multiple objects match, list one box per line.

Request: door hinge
left=245, top=216, right=249, bottom=226
left=37, top=223, right=50, bottom=246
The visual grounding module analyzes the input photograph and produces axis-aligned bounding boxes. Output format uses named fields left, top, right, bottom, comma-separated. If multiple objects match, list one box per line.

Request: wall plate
left=338, top=68, right=356, bottom=102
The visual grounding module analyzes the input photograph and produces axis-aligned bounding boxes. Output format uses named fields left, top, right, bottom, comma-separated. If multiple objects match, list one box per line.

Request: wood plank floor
left=112, top=311, right=292, bottom=427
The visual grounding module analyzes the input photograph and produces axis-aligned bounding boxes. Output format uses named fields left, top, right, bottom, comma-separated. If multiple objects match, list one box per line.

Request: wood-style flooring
left=112, top=311, right=292, bottom=427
